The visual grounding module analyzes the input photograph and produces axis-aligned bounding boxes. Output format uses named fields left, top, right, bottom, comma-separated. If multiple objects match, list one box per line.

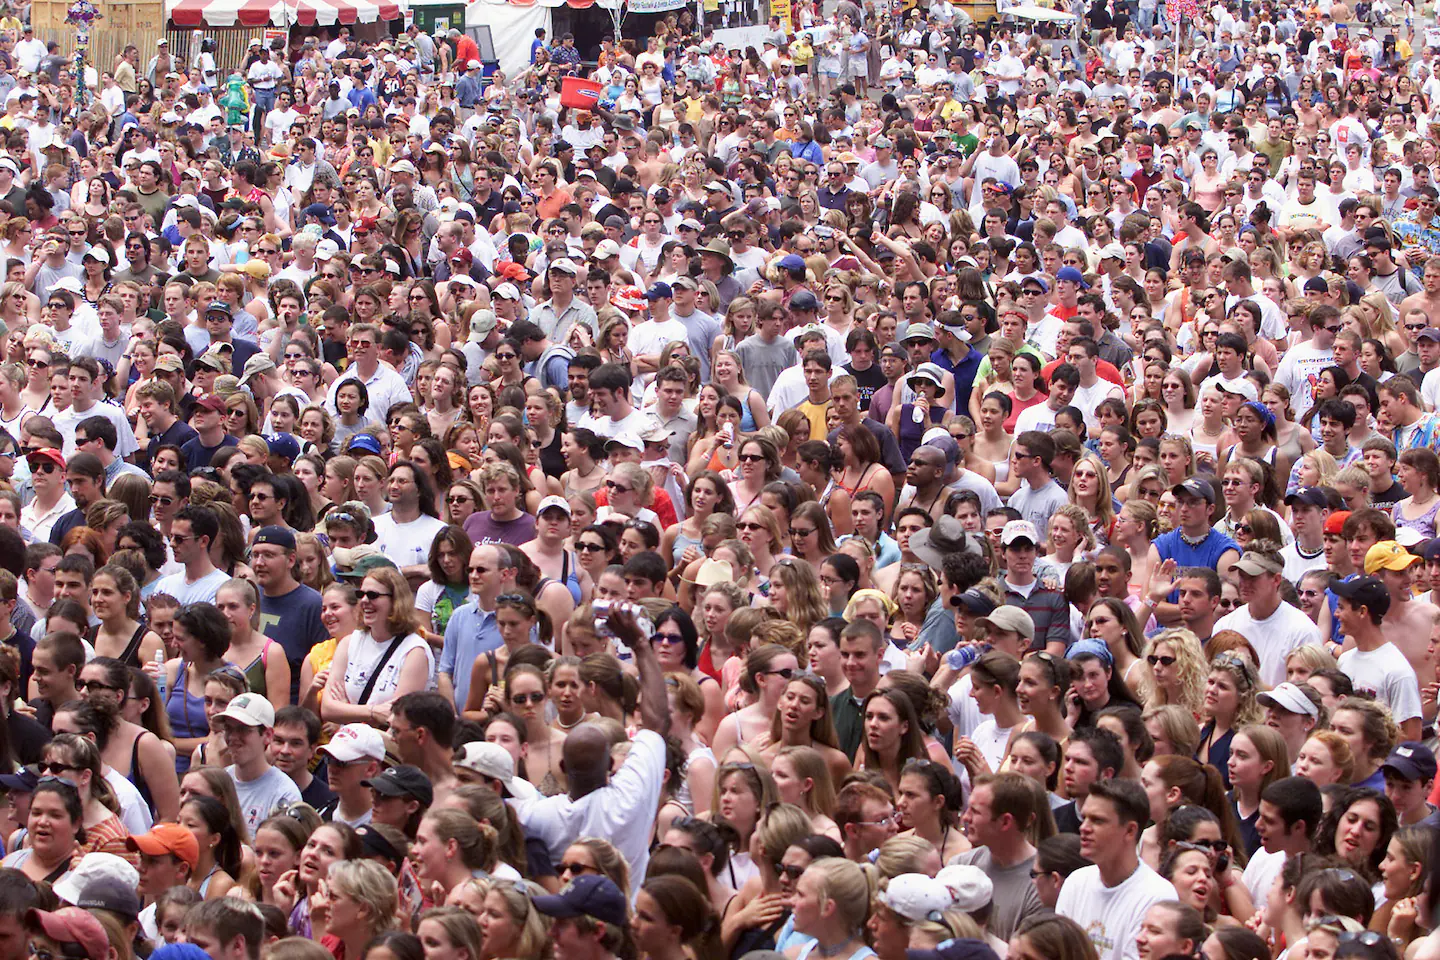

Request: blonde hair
left=1302, top=449, right=1339, bottom=488
left=875, top=835, right=936, bottom=880
left=805, top=857, right=875, bottom=932
left=327, top=860, right=398, bottom=933
left=416, top=907, right=485, bottom=960
left=1142, top=704, right=1202, bottom=758
left=1141, top=628, right=1208, bottom=716
left=775, top=745, right=837, bottom=817
left=1285, top=644, right=1338, bottom=679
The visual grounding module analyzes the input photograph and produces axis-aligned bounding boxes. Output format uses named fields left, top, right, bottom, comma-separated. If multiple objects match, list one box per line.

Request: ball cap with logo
left=1382, top=742, right=1438, bottom=782
left=533, top=874, right=629, bottom=926
left=319, top=723, right=387, bottom=763
left=215, top=691, right=275, bottom=728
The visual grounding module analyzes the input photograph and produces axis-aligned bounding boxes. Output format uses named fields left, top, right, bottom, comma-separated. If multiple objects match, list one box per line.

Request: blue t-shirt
left=1154, top=528, right=1241, bottom=568
left=259, top=582, right=328, bottom=703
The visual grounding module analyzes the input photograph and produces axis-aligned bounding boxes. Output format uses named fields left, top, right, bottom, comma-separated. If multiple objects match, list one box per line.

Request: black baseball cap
left=1329, top=575, right=1390, bottom=614
left=363, top=765, right=434, bottom=806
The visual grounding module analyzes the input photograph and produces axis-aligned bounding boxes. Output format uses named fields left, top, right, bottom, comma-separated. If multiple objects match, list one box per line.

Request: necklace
left=556, top=712, right=586, bottom=730
left=1179, top=528, right=1210, bottom=546
left=815, top=937, right=859, bottom=958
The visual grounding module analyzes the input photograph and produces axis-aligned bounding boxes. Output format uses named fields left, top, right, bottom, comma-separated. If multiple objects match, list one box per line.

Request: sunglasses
left=509, top=691, right=545, bottom=705
left=357, top=589, right=392, bottom=601
left=1147, top=654, right=1177, bottom=667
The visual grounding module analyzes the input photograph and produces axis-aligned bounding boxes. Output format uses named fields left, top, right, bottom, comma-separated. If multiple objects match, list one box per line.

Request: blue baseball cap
left=265, top=433, right=300, bottom=463
left=644, top=282, right=672, bottom=301
left=532, top=875, right=628, bottom=926
left=1055, top=266, right=1090, bottom=289
left=252, top=526, right=296, bottom=551
left=777, top=253, right=807, bottom=272
left=346, top=434, right=382, bottom=455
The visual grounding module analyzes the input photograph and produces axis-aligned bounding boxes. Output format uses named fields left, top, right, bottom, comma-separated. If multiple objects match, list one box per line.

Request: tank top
left=243, top=639, right=275, bottom=699
left=897, top=403, right=943, bottom=463
left=166, top=660, right=212, bottom=774
left=86, top=619, right=149, bottom=668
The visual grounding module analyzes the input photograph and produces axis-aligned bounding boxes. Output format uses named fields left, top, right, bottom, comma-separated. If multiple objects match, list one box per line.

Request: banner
left=626, top=0, right=687, bottom=11
left=770, top=0, right=791, bottom=30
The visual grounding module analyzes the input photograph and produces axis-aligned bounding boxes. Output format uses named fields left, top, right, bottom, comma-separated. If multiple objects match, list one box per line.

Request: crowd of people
left=0, top=3, right=1436, bottom=960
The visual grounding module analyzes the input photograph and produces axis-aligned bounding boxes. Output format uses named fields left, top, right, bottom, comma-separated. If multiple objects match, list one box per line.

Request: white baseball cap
left=215, top=691, right=275, bottom=728
left=319, top=723, right=387, bottom=763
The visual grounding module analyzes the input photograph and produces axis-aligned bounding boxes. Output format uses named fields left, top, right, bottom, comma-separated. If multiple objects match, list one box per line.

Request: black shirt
left=49, top=508, right=86, bottom=547
left=181, top=433, right=239, bottom=471
left=846, top=362, right=888, bottom=411
left=146, top=419, right=199, bottom=473
left=301, top=773, right=337, bottom=811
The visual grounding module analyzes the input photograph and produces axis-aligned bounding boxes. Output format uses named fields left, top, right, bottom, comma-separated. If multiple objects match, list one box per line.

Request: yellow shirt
left=792, top=41, right=814, bottom=66
left=683, top=95, right=706, bottom=123
left=799, top=399, right=832, bottom=441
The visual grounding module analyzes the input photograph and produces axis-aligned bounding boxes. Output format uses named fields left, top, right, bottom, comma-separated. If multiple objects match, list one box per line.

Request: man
left=532, top=875, right=631, bottom=960
left=270, top=705, right=336, bottom=810
left=953, top=772, right=1047, bottom=940
left=388, top=692, right=460, bottom=803
left=128, top=822, right=198, bottom=938
left=216, top=691, right=300, bottom=836
left=18, top=448, right=72, bottom=544
left=316, top=722, right=385, bottom=827
left=46, top=452, right=103, bottom=548
left=797, top=350, right=835, bottom=442
left=324, top=323, right=411, bottom=426
left=832, top=619, right=886, bottom=761
left=180, top=394, right=238, bottom=471
left=1013, top=364, right=1079, bottom=434
left=1212, top=540, right=1321, bottom=686
left=135, top=381, right=196, bottom=473
left=199, top=301, right=260, bottom=379
left=532, top=259, right=596, bottom=347
left=150, top=505, right=228, bottom=604
left=1383, top=743, right=1440, bottom=827
left=1279, top=487, right=1331, bottom=583
left=1363, top=540, right=1440, bottom=694
left=53, top=358, right=137, bottom=459
left=836, top=780, right=900, bottom=863
left=1057, top=778, right=1178, bottom=960
left=1006, top=431, right=1068, bottom=542
left=581, top=363, right=649, bottom=438
left=1053, top=725, right=1123, bottom=834
left=1066, top=339, right=1125, bottom=431
left=518, top=605, right=668, bottom=894
left=439, top=544, right=514, bottom=710
left=371, top=462, right=445, bottom=583
left=735, top=303, right=797, bottom=399
left=671, top=276, right=722, bottom=381
left=31, top=630, right=84, bottom=729
left=1335, top=571, right=1424, bottom=740
left=648, top=369, right=697, bottom=464
left=1244, top=776, right=1323, bottom=906
left=182, top=899, right=265, bottom=960
left=1151, top=479, right=1241, bottom=623
left=999, top=520, right=1069, bottom=653
left=511, top=319, right=574, bottom=395
left=252, top=526, right=326, bottom=704
left=73, top=416, right=146, bottom=489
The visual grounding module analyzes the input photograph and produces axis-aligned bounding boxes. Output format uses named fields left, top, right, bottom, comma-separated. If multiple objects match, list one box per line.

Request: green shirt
left=831, top=688, right=865, bottom=761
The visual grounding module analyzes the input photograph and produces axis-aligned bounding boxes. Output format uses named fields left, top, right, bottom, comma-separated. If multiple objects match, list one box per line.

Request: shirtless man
left=1399, top=258, right=1440, bottom=326
left=1341, top=539, right=1440, bottom=724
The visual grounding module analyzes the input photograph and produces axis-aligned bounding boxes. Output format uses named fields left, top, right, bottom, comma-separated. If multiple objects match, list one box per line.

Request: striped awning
left=167, top=0, right=405, bottom=27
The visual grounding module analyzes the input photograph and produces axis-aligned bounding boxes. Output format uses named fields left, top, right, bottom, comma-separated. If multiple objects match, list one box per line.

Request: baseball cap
left=363, top=765, right=434, bottom=805
left=876, top=874, right=956, bottom=922
left=1365, top=540, right=1421, bottom=574
left=645, top=282, right=673, bottom=301
left=265, top=433, right=300, bottom=464
left=1171, top=477, right=1216, bottom=504
left=1285, top=487, right=1328, bottom=509
left=215, top=691, right=275, bottom=729
left=320, top=723, right=387, bottom=764
left=25, top=447, right=65, bottom=471
left=606, top=433, right=644, bottom=454
left=537, top=495, right=572, bottom=517
left=548, top=257, right=580, bottom=276
left=777, top=254, right=807, bottom=272
left=74, top=877, right=142, bottom=921
left=1416, top=328, right=1440, bottom=343
left=26, top=909, right=109, bottom=960
left=1000, top=519, right=1039, bottom=546
left=906, top=940, right=1002, bottom=960
left=934, top=864, right=993, bottom=911
left=454, top=742, right=540, bottom=801
left=953, top=589, right=997, bottom=616
left=975, top=606, right=1034, bottom=640
left=1257, top=682, right=1319, bottom=718
left=239, top=354, right=276, bottom=384
left=1055, top=266, right=1089, bottom=289
left=53, top=853, right=139, bottom=907
left=1383, top=742, right=1439, bottom=782
left=346, top=434, right=383, bottom=456
left=338, top=554, right=399, bottom=579
left=1325, top=510, right=1351, bottom=535
left=789, top=290, right=820, bottom=312
left=126, top=823, right=200, bottom=869
left=532, top=874, right=629, bottom=926
left=252, top=526, right=296, bottom=551
left=1232, top=550, right=1284, bottom=577
left=1330, top=574, right=1392, bottom=613
left=1214, top=379, right=1259, bottom=402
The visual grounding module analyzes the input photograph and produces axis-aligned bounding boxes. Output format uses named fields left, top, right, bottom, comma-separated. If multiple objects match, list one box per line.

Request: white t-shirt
left=106, top=767, right=152, bottom=836
left=1056, top=863, right=1178, bottom=960
left=150, top=567, right=230, bottom=606
left=1213, top=602, right=1321, bottom=687
left=1338, top=642, right=1423, bottom=723
left=1274, top=342, right=1335, bottom=420
left=1243, top=847, right=1286, bottom=908
left=227, top=764, right=302, bottom=837
left=946, top=673, right=983, bottom=740
left=341, top=630, right=435, bottom=706
left=372, top=513, right=447, bottom=571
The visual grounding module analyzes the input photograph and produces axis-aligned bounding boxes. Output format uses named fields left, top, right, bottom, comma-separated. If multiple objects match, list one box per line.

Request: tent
left=167, top=0, right=405, bottom=27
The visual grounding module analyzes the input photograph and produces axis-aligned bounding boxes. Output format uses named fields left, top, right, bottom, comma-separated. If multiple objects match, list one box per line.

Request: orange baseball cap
left=126, top=823, right=200, bottom=869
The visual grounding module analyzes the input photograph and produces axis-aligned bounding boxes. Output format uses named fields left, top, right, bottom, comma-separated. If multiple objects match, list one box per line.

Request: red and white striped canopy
left=166, top=0, right=404, bottom=27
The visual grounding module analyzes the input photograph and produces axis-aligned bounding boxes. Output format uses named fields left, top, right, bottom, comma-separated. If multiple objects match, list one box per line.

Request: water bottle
left=154, top=649, right=166, bottom=703
left=912, top=403, right=925, bottom=424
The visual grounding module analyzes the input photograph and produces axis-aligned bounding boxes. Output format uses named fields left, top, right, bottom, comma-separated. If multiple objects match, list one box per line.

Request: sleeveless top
left=897, top=403, right=944, bottom=463
left=243, top=639, right=278, bottom=699
left=128, top=733, right=154, bottom=815
left=556, top=551, right=582, bottom=605
left=672, top=529, right=703, bottom=568
left=1395, top=498, right=1440, bottom=539
left=166, top=660, right=213, bottom=774
left=797, top=941, right=877, bottom=960
left=677, top=744, right=715, bottom=813
left=86, top=619, right=149, bottom=668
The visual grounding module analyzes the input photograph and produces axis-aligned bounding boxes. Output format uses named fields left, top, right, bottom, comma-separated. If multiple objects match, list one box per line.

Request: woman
left=732, top=436, right=782, bottom=516
left=737, top=505, right=784, bottom=581
left=464, top=592, right=554, bottom=720
left=1199, top=651, right=1262, bottom=790
left=216, top=578, right=289, bottom=711
left=635, top=876, right=721, bottom=960
left=1189, top=384, right=1231, bottom=474
left=663, top=472, right=735, bottom=583
left=159, top=602, right=232, bottom=772
left=886, top=366, right=948, bottom=465
left=559, top=427, right=608, bottom=500
left=975, top=392, right=1017, bottom=489
left=1227, top=724, right=1287, bottom=858
left=765, top=745, right=841, bottom=842
left=786, top=858, right=875, bottom=960
left=713, top=350, right=769, bottom=432
left=1393, top=447, right=1440, bottom=539
left=1141, top=629, right=1207, bottom=719
left=251, top=813, right=312, bottom=908
left=473, top=883, right=549, bottom=959
left=497, top=664, right=567, bottom=797
left=89, top=564, right=163, bottom=667
left=415, top=908, right=484, bottom=960
left=322, top=567, right=433, bottom=728
left=417, top=526, right=473, bottom=641
left=413, top=809, right=498, bottom=901
left=1372, top=824, right=1430, bottom=937
left=1085, top=598, right=1150, bottom=693
left=894, top=758, right=969, bottom=863
left=1331, top=697, right=1398, bottom=790
left=180, top=794, right=241, bottom=898
left=0, top=777, right=84, bottom=883
left=955, top=651, right=1027, bottom=777
left=1017, top=652, right=1072, bottom=741
left=42, top=733, right=131, bottom=862
left=77, top=657, right=180, bottom=821
left=859, top=688, right=929, bottom=793
left=1294, top=730, right=1356, bottom=787
left=1316, top=786, right=1398, bottom=883
left=1068, top=454, right=1118, bottom=547
left=835, top=423, right=895, bottom=520
left=761, top=670, right=851, bottom=782
left=711, top=761, right=774, bottom=891
left=718, top=803, right=810, bottom=953
left=321, top=860, right=399, bottom=960
left=300, top=583, right=359, bottom=719
left=712, top=644, right=800, bottom=759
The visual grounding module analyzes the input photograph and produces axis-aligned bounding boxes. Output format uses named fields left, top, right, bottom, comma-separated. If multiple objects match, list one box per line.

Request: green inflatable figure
left=219, top=73, right=250, bottom=128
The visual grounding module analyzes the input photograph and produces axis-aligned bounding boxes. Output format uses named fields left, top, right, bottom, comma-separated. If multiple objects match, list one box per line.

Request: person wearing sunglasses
left=711, top=641, right=800, bottom=761
left=322, top=564, right=432, bottom=730
left=19, top=447, right=72, bottom=544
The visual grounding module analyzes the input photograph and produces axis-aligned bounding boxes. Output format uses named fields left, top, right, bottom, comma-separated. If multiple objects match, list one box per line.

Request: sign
left=264, top=27, right=285, bottom=44
left=770, top=0, right=792, bottom=30
left=626, top=0, right=688, bottom=11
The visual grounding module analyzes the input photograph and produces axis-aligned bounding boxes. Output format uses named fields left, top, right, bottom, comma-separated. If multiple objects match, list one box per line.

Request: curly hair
left=1141, top=628, right=1208, bottom=716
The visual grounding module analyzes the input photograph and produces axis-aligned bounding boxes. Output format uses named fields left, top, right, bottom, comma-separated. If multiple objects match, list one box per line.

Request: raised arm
left=608, top=606, right=671, bottom=735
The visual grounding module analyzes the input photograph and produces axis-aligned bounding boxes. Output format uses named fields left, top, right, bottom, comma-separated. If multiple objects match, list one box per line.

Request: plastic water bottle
left=912, top=403, right=925, bottom=424
left=154, top=649, right=166, bottom=703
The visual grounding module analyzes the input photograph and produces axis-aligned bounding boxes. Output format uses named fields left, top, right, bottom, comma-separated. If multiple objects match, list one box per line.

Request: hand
left=681, top=544, right=703, bottom=566
left=734, top=893, right=788, bottom=929
left=1390, top=897, right=1419, bottom=939
left=368, top=701, right=393, bottom=727
left=481, top=683, right=505, bottom=717
left=954, top=737, right=993, bottom=776
left=273, top=869, right=300, bottom=913
left=1147, top=558, right=1179, bottom=603
left=143, top=657, right=165, bottom=683
left=605, top=605, right=646, bottom=649
left=310, top=668, right=330, bottom=694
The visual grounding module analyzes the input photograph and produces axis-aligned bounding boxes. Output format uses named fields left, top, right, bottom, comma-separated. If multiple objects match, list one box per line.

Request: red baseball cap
left=194, top=394, right=227, bottom=415
left=24, top=448, right=64, bottom=471
left=26, top=908, right=109, bottom=960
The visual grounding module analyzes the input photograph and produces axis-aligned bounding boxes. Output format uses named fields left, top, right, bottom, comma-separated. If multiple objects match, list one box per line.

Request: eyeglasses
left=605, top=481, right=632, bottom=494
left=357, top=590, right=392, bottom=601
left=509, top=691, right=545, bottom=705
left=737, top=521, right=766, bottom=532
left=857, top=812, right=897, bottom=828
left=1146, top=654, right=1177, bottom=667
left=149, top=494, right=175, bottom=506
left=558, top=862, right=598, bottom=876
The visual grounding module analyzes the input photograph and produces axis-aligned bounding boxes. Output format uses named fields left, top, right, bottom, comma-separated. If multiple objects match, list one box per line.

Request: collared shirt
left=21, top=492, right=73, bottom=544
left=324, top=361, right=412, bottom=425
left=831, top=687, right=866, bottom=761
left=1395, top=212, right=1440, bottom=260
left=530, top=297, right=597, bottom=349
left=1001, top=576, right=1070, bottom=651
left=439, top=598, right=503, bottom=709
